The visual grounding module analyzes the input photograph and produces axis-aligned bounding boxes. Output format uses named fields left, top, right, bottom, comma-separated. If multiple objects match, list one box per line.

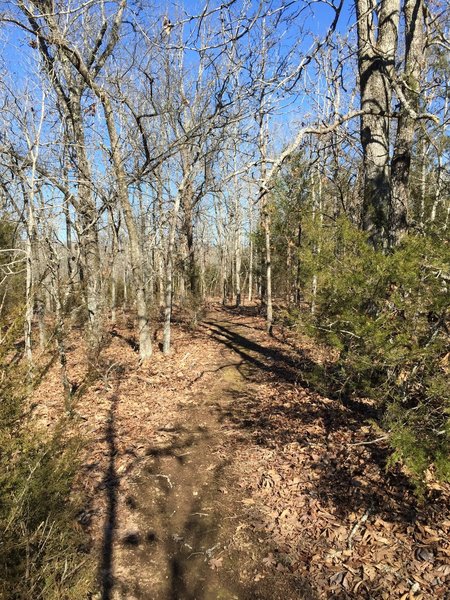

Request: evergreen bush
left=0, top=315, right=94, bottom=599
left=295, top=217, right=449, bottom=487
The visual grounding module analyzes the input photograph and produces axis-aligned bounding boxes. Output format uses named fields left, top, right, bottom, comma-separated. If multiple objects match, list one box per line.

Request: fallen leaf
left=208, top=557, right=223, bottom=570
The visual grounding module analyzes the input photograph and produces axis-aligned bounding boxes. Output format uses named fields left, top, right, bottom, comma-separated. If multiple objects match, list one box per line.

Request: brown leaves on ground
left=29, top=305, right=449, bottom=599
left=30, top=312, right=229, bottom=545
left=215, top=307, right=450, bottom=600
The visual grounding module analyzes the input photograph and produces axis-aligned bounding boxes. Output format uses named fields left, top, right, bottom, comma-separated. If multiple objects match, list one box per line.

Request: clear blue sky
left=1, top=0, right=355, bottom=81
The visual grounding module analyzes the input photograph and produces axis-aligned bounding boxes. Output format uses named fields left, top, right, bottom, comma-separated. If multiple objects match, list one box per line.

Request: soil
left=32, top=304, right=450, bottom=600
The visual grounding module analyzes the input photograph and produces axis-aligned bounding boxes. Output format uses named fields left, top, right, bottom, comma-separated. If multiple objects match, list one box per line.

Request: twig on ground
left=348, top=507, right=372, bottom=549
left=349, top=435, right=389, bottom=447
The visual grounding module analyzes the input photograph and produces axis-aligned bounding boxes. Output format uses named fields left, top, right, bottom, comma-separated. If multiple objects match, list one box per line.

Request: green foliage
left=0, top=219, right=18, bottom=250
left=295, top=217, right=449, bottom=487
left=0, top=317, right=94, bottom=599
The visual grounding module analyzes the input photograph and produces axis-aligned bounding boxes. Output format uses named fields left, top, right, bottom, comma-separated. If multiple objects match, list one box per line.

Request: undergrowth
left=290, top=217, right=449, bottom=490
left=0, top=312, right=94, bottom=599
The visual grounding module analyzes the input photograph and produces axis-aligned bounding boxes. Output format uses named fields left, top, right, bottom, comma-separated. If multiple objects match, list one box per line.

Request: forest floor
left=32, top=304, right=450, bottom=600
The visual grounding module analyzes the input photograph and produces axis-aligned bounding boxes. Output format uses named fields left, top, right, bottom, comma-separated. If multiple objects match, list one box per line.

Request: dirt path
left=104, top=309, right=312, bottom=600
left=34, top=304, right=450, bottom=599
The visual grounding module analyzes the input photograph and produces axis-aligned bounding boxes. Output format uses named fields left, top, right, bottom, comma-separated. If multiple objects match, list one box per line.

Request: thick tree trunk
left=356, top=0, right=400, bottom=247
left=391, top=0, right=425, bottom=243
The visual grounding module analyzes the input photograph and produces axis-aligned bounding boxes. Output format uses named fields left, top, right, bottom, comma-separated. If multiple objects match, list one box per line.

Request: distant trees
left=0, top=0, right=446, bottom=352
left=1, top=0, right=346, bottom=357
left=0, top=0, right=447, bottom=487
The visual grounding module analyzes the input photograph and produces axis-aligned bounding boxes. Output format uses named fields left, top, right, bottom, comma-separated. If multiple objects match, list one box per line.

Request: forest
left=0, top=0, right=449, bottom=598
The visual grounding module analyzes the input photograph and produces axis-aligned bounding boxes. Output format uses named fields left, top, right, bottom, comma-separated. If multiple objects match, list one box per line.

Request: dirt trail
left=34, top=304, right=449, bottom=598
left=106, top=310, right=311, bottom=600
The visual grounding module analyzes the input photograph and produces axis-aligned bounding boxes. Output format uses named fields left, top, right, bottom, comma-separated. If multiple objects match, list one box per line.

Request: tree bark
left=70, top=96, right=103, bottom=357
left=259, top=112, right=273, bottom=334
left=180, top=180, right=199, bottom=299
left=163, top=191, right=182, bottom=354
left=391, top=0, right=425, bottom=243
left=101, top=94, right=152, bottom=360
left=248, top=198, right=254, bottom=303
left=356, top=0, right=400, bottom=247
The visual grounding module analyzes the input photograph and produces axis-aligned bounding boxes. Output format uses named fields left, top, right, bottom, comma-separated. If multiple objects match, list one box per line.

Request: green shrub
left=0, top=219, right=25, bottom=319
left=0, top=316, right=94, bottom=599
left=296, top=217, right=449, bottom=487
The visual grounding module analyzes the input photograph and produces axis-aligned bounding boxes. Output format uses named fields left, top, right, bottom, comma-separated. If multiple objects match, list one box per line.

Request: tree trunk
left=71, top=98, right=103, bottom=362
left=101, top=94, right=152, bottom=360
left=391, top=0, right=425, bottom=243
left=24, top=191, right=35, bottom=373
left=259, top=109, right=273, bottom=334
left=356, top=0, right=400, bottom=247
left=109, top=210, right=119, bottom=325
left=48, top=240, right=72, bottom=413
left=311, top=170, right=323, bottom=314
left=63, top=185, right=75, bottom=294
left=263, top=203, right=273, bottom=334
left=163, top=192, right=182, bottom=354
left=248, top=200, right=254, bottom=303
left=294, top=222, right=302, bottom=305
left=234, top=208, right=242, bottom=307
left=181, top=182, right=199, bottom=299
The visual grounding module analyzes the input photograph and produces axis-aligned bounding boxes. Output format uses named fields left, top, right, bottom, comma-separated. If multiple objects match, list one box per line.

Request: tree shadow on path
left=204, top=315, right=420, bottom=525
left=109, top=406, right=318, bottom=600
left=99, top=391, right=120, bottom=600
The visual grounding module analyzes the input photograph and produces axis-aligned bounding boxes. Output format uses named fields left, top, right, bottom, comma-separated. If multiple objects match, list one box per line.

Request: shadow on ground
left=96, top=376, right=317, bottom=599
left=73, top=307, right=448, bottom=599
left=203, top=314, right=420, bottom=526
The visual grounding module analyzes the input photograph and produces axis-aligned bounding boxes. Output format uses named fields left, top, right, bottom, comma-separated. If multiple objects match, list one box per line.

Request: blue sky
left=1, top=0, right=356, bottom=80
left=0, top=0, right=359, bottom=171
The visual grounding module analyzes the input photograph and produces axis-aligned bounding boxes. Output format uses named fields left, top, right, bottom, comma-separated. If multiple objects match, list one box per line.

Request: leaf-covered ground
left=32, top=305, right=450, bottom=599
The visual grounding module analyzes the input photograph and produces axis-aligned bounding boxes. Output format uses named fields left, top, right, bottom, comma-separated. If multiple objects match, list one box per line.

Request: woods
left=0, top=0, right=448, bottom=598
